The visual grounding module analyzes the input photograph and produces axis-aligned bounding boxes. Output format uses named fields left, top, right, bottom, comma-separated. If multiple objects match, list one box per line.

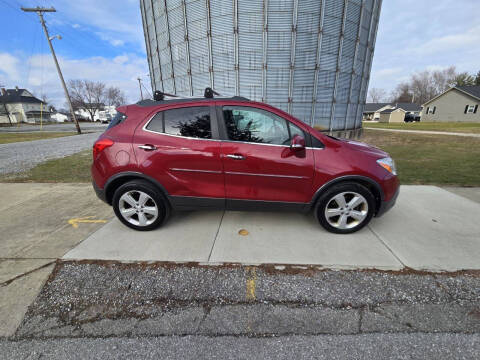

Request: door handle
left=226, top=154, right=246, bottom=160
left=138, top=144, right=157, bottom=151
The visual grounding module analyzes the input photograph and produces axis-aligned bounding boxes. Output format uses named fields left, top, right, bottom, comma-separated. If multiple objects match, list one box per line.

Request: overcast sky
left=0, top=0, right=479, bottom=107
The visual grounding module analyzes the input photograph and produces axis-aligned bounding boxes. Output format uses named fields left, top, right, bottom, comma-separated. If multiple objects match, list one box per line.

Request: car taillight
left=93, top=138, right=114, bottom=159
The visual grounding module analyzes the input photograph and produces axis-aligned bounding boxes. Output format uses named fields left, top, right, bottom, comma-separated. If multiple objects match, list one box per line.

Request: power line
left=141, top=82, right=152, bottom=98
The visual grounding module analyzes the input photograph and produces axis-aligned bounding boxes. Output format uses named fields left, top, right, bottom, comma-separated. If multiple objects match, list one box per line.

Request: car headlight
left=376, top=157, right=397, bottom=175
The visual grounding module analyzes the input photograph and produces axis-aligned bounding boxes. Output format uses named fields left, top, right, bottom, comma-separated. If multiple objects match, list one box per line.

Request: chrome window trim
left=141, top=111, right=324, bottom=149
left=141, top=107, right=221, bottom=142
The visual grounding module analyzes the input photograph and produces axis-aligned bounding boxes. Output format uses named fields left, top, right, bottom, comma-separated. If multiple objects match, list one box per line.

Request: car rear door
left=133, top=105, right=225, bottom=207
left=218, top=104, right=315, bottom=206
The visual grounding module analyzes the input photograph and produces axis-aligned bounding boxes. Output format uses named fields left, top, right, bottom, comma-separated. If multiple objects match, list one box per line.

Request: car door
left=133, top=105, right=225, bottom=206
left=219, top=104, right=315, bottom=206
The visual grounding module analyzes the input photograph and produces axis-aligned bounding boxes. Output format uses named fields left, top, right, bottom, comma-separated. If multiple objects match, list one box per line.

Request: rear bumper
left=92, top=180, right=107, bottom=203
left=376, top=185, right=399, bottom=217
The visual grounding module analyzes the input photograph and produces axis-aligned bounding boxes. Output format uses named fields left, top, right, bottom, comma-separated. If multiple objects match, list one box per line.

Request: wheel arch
left=104, top=172, right=170, bottom=206
left=310, top=175, right=384, bottom=214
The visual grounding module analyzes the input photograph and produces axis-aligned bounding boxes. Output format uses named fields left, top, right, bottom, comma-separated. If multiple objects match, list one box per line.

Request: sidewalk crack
left=368, top=225, right=406, bottom=268
left=207, top=210, right=225, bottom=262
left=0, top=261, right=55, bottom=287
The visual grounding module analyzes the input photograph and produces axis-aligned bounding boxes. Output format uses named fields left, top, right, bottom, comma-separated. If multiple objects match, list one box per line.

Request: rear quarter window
left=107, top=112, right=127, bottom=130
left=146, top=106, right=212, bottom=139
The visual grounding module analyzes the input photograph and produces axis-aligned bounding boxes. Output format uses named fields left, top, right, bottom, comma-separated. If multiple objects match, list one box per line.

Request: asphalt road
left=1, top=333, right=478, bottom=360
left=0, top=132, right=99, bottom=175
left=0, top=122, right=107, bottom=133
left=14, top=262, right=480, bottom=337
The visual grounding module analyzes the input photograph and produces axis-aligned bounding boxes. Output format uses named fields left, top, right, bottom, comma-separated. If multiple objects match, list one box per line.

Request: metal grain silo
left=140, top=0, right=382, bottom=136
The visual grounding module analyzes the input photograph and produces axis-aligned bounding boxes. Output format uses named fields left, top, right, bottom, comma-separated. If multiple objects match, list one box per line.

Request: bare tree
left=68, top=80, right=126, bottom=121
left=367, top=87, right=387, bottom=103
left=392, top=67, right=458, bottom=105
left=453, top=72, right=476, bottom=87
left=105, top=86, right=127, bottom=107
left=68, top=80, right=105, bottom=121
left=390, top=82, right=413, bottom=103
left=475, top=71, right=480, bottom=86
left=432, top=66, right=457, bottom=93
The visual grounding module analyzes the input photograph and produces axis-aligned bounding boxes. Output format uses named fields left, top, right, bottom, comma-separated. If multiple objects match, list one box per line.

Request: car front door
left=218, top=105, right=315, bottom=206
left=133, top=105, right=225, bottom=207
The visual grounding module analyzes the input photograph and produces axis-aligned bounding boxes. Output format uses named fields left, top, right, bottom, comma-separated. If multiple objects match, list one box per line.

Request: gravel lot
left=0, top=132, right=99, bottom=175
left=1, top=333, right=479, bottom=360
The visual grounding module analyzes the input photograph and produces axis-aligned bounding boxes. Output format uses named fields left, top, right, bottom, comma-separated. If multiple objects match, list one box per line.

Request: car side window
left=289, top=122, right=305, bottom=139
left=223, top=106, right=290, bottom=145
left=146, top=106, right=212, bottom=139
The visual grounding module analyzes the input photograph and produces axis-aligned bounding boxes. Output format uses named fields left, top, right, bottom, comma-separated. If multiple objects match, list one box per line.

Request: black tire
left=315, top=182, right=376, bottom=234
left=112, top=179, right=169, bottom=231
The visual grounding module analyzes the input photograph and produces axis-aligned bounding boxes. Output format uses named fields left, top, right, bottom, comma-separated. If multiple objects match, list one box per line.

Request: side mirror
left=290, top=134, right=305, bottom=151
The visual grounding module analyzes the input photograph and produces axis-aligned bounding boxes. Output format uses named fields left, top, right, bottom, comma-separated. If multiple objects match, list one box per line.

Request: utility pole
left=21, top=7, right=81, bottom=134
left=137, top=77, right=144, bottom=100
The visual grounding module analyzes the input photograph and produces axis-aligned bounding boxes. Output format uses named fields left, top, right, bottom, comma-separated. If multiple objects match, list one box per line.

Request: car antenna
left=204, top=87, right=220, bottom=98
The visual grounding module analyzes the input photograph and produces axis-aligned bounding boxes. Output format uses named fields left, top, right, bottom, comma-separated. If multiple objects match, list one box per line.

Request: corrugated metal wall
left=140, top=0, right=382, bottom=131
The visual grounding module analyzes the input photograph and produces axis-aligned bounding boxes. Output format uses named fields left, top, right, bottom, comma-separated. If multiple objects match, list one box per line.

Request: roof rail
left=204, top=87, right=220, bottom=99
left=153, top=90, right=179, bottom=101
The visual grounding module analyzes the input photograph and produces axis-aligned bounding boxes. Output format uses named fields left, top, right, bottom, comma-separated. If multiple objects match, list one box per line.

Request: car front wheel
left=112, top=180, right=169, bottom=231
left=315, top=182, right=375, bottom=234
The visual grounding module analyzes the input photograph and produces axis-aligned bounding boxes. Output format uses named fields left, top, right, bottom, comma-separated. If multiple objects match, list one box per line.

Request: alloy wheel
left=118, top=190, right=159, bottom=227
left=324, top=191, right=369, bottom=230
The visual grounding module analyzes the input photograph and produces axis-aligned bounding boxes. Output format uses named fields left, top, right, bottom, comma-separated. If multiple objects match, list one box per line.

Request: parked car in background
left=404, top=113, right=420, bottom=122
left=92, top=88, right=399, bottom=234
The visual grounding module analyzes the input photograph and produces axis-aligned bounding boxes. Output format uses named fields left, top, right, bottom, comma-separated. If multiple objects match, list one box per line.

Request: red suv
left=92, top=90, right=399, bottom=234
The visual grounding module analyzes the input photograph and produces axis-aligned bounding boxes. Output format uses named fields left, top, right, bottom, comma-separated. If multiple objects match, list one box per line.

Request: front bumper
left=376, top=185, right=399, bottom=217
left=92, top=180, right=107, bottom=203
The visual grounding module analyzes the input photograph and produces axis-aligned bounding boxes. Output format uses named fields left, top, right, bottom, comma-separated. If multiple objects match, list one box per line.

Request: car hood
left=339, top=139, right=388, bottom=158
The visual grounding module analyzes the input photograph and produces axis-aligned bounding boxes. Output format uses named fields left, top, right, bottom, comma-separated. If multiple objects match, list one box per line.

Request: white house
left=51, top=112, right=69, bottom=123
left=0, top=87, right=50, bottom=124
left=74, top=104, right=116, bottom=122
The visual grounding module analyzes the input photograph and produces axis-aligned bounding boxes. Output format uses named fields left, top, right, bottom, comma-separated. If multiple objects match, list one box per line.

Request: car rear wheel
left=315, top=182, right=375, bottom=234
left=113, top=180, right=169, bottom=231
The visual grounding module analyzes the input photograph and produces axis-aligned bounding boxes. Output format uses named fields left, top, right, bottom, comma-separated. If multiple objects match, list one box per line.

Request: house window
left=465, top=105, right=477, bottom=114
left=426, top=106, right=436, bottom=114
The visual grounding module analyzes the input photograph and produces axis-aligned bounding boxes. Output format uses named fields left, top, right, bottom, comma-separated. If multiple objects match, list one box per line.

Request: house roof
left=456, top=85, right=480, bottom=100
left=423, top=85, right=480, bottom=106
left=0, top=88, right=44, bottom=104
left=364, top=102, right=421, bottom=113
left=380, top=108, right=395, bottom=114
left=364, top=103, right=390, bottom=112
left=394, top=103, right=422, bottom=112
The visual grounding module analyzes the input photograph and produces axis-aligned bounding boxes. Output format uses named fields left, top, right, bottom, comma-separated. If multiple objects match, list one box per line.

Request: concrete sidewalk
left=0, top=183, right=113, bottom=337
left=364, top=127, right=480, bottom=138
left=64, top=186, right=480, bottom=272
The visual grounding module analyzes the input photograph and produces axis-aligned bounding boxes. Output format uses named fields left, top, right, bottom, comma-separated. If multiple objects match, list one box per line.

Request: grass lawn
left=2, top=130, right=480, bottom=186
left=0, top=132, right=76, bottom=144
left=1, top=150, right=92, bottom=183
left=363, top=121, right=480, bottom=134
left=361, top=129, right=480, bottom=186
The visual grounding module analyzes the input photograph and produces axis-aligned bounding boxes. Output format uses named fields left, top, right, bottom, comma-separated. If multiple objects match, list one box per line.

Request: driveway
left=64, top=185, right=480, bottom=272
left=1, top=183, right=479, bottom=350
left=0, top=132, right=99, bottom=175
